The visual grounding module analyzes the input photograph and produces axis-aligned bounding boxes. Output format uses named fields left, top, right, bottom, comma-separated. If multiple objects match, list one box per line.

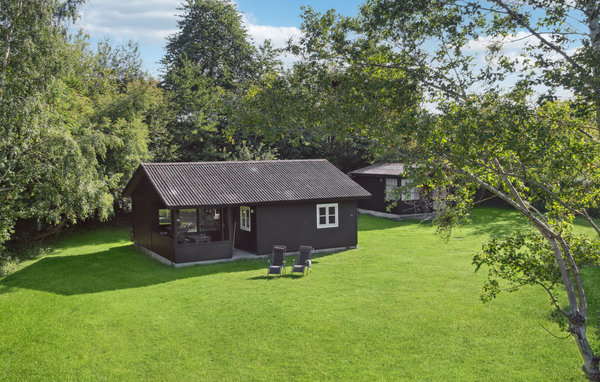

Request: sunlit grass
left=0, top=207, right=597, bottom=380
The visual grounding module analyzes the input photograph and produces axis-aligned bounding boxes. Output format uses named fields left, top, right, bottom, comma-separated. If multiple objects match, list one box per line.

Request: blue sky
left=72, top=0, right=364, bottom=77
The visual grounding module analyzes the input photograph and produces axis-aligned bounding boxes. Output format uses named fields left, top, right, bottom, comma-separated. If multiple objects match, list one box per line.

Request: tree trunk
left=0, top=0, right=24, bottom=103
left=0, top=22, right=16, bottom=103
left=569, top=316, right=600, bottom=381
left=546, top=236, right=599, bottom=381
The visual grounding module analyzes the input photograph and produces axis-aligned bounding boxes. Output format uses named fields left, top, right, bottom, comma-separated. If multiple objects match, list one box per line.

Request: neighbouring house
left=122, top=159, right=371, bottom=264
left=349, top=163, right=434, bottom=217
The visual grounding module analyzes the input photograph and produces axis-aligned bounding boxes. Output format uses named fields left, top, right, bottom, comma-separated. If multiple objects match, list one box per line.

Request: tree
left=160, top=0, right=254, bottom=162
left=232, top=55, right=420, bottom=170
left=0, top=0, right=90, bottom=248
left=162, top=0, right=256, bottom=90
left=0, top=0, right=84, bottom=102
left=160, top=0, right=286, bottom=163
left=275, top=1, right=600, bottom=379
left=0, top=1, right=164, bottom=250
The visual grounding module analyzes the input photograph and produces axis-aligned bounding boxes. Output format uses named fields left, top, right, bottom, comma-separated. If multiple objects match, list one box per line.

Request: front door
left=234, top=206, right=257, bottom=253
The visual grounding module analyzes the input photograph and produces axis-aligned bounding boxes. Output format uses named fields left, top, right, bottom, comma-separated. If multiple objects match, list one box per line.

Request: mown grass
left=0, top=207, right=598, bottom=381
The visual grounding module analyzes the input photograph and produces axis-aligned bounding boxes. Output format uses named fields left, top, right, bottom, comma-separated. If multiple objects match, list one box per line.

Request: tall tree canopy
left=162, top=0, right=256, bottom=89
left=160, top=0, right=276, bottom=162
left=232, top=59, right=418, bottom=171
left=0, top=0, right=164, bottom=252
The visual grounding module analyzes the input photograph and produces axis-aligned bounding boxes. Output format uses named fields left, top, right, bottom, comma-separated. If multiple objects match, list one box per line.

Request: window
left=401, top=179, right=420, bottom=201
left=179, top=209, right=198, bottom=233
left=385, top=178, right=399, bottom=201
left=158, top=209, right=171, bottom=226
left=317, top=203, right=338, bottom=228
left=240, top=206, right=251, bottom=231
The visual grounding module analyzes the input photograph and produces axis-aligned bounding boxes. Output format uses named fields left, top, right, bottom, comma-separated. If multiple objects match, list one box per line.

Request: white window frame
left=316, top=203, right=338, bottom=229
left=240, top=206, right=251, bottom=232
left=385, top=178, right=399, bottom=201
left=401, top=179, right=420, bottom=201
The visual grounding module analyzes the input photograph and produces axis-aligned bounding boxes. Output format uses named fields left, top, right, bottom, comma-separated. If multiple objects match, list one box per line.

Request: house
left=122, top=159, right=371, bottom=264
left=349, top=163, right=434, bottom=217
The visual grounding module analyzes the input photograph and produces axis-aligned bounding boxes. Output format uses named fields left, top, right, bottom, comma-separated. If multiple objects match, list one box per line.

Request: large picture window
left=316, top=203, right=338, bottom=229
left=240, top=206, right=251, bottom=231
left=199, top=208, right=220, bottom=232
left=179, top=209, right=198, bottom=233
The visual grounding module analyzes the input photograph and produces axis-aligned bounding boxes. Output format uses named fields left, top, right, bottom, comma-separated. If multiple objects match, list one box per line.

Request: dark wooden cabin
left=349, top=163, right=434, bottom=216
left=122, top=159, right=371, bottom=264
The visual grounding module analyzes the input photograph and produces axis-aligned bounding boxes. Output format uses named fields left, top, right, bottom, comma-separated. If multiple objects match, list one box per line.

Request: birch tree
left=274, top=1, right=600, bottom=378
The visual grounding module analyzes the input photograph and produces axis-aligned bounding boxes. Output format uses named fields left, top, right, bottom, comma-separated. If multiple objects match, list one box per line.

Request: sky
left=71, top=0, right=364, bottom=77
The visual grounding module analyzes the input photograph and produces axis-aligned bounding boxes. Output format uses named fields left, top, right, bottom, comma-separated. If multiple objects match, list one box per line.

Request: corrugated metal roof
left=123, top=159, right=371, bottom=208
left=349, top=163, right=405, bottom=177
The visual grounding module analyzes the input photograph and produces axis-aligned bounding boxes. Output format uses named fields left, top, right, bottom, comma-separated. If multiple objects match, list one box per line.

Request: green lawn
left=0, top=207, right=598, bottom=381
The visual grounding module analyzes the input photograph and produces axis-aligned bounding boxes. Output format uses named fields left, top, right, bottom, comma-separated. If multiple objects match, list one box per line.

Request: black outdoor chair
left=267, top=245, right=287, bottom=276
left=291, top=245, right=313, bottom=276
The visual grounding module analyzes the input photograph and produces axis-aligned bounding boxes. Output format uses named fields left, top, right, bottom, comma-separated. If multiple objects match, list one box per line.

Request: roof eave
left=165, top=195, right=372, bottom=209
left=350, top=173, right=404, bottom=178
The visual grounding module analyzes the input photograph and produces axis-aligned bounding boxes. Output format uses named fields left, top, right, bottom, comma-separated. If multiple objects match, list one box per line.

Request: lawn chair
left=267, top=245, right=287, bottom=276
left=291, top=245, right=313, bottom=276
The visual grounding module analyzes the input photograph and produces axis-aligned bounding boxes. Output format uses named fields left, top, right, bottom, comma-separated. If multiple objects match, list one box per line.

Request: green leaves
left=474, top=231, right=560, bottom=302
left=162, top=0, right=257, bottom=90
left=0, top=1, right=165, bottom=250
left=474, top=229, right=600, bottom=306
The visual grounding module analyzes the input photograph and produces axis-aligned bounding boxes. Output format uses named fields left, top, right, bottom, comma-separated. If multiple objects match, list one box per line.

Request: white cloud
left=73, top=1, right=303, bottom=48
left=72, top=1, right=303, bottom=69
left=73, top=0, right=183, bottom=45
left=242, top=15, right=303, bottom=68
left=242, top=15, right=302, bottom=48
left=464, top=31, right=540, bottom=52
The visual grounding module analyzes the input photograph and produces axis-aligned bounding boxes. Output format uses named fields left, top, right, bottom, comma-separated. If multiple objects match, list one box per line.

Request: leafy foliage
left=162, top=0, right=256, bottom=90
left=288, top=1, right=600, bottom=378
left=0, top=1, right=164, bottom=249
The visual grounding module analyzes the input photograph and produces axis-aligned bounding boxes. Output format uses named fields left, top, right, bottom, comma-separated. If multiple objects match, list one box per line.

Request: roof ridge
left=141, top=159, right=327, bottom=166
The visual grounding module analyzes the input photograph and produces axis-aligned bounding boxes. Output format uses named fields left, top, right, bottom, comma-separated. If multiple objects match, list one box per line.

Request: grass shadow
left=44, top=227, right=132, bottom=254
left=359, top=206, right=527, bottom=237
left=247, top=273, right=309, bottom=280
left=0, top=244, right=266, bottom=296
left=463, top=207, right=528, bottom=237
left=246, top=275, right=273, bottom=280
left=357, top=213, right=431, bottom=232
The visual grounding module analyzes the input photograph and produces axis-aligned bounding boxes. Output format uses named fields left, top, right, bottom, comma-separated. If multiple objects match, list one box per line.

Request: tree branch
left=536, top=280, right=568, bottom=317
left=547, top=236, right=580, bottom=315
left=576, top=127, right=599, bottom=143
left=538, top=324, right=572, bottom=340
left=557, top=236, right=587, bottom=317
left=492, top=158, right=550, bottom=228
left=448, top=159, right=581, bottom=316
left=491, top=0, right=587, bottom=74
left=581, top=209, right=600, bottom=238
left=356, top=61, right=468, bottom=101
left=496, top=169, right=600, bottom=238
